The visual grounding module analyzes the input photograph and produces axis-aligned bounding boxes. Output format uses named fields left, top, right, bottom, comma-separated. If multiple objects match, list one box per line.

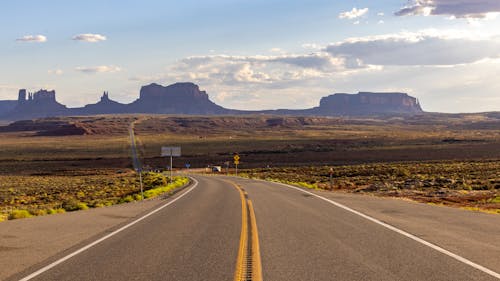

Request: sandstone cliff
left=128, top=82, right=229, bottom=114
left=311, top=92, right=423, bottom=115
left=0, top=83, right=425, bottom=120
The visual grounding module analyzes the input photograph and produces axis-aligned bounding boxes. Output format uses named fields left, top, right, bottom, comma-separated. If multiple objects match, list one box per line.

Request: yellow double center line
left=230, top=181, right=263, bottom=281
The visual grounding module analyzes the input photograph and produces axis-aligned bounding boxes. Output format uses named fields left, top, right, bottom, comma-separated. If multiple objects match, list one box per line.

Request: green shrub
left=121, top=195, right=135, bottom=203
left=142, top=172, right=167, bottom=189
left=31, top=209, right=47, bottom=216
left=490, top=196, right=500, bottom=204
left=77, top=202, right=89, bottom=210
left=8, top=209, right=33, bottom=220
left=63, top=199, right=89, bottom=211
left=143, top=177, right=189, bottom=199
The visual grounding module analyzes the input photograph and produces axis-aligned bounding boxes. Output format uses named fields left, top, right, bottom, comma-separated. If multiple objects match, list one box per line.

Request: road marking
left=18, top=178, right=199, bottom=281
left=228, top=181, right=263, bottom=281
left=233, top=182, right=248, bottom=281
left=248, top=200, right=263, bottom=281
left=267, top=180, right=500, bottom=280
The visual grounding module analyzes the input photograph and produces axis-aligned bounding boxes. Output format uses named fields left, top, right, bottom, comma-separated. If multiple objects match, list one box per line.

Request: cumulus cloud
left=325, top=30, right=500, bottom=66
left=16, top=35, right=47, bottom=42
left=339, top=7, right=369, bottom=19
left=72, top=33, right=107, bottom=42
left=75, top=65, right=121, bottom=73
left=395, top=0, right=500, bottom=18
left=167, top=52, right=360, bottom=87
left=126, top=36, right=500, bottom=112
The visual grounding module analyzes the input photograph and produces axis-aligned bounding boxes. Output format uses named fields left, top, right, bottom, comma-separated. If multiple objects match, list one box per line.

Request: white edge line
left=258, top=179, right=500, bottom=280
left=18, top=178, right=199, bottom=281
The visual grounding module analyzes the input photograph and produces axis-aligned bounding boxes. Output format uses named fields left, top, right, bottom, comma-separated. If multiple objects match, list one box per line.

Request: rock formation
left=77, top=91, right=127, bottom=114
left=128, top=83, right=229, bottom=114
left=6, top=89, right=68, bottom=119
left=310, top=92, right=423, bottom=115
left=0, top=83, right=425, bottom=121
left=0, top=100, right=17, bottom=116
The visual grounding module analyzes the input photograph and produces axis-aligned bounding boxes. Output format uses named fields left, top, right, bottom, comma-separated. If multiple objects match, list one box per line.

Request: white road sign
left=161, top=146, right=181, bottom=157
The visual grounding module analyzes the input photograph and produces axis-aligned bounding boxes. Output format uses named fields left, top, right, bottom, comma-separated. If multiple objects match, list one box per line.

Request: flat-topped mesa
left=138, top=82, right=209, bottom=101
left=314, top=92, right=423, bottom=115
left=131, top=82, right=227, bottom=114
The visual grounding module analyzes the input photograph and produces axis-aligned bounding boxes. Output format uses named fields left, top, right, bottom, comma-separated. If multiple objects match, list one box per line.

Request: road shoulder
left=0, top=186, right=191, bottom=281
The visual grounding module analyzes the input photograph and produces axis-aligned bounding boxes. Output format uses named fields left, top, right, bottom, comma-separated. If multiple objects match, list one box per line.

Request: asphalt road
left=230, top=176, right=500, bottom=281
left=19, top=177, right=241, bottom=281
left=14, top=175, right=500, bottom=281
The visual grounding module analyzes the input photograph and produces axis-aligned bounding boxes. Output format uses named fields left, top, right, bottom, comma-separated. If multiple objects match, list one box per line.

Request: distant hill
left=0, top=82, right=425, bottom=120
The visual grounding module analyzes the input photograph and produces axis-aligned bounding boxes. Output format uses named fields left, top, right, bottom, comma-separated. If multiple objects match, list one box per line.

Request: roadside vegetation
left=241, top=160, right=500, bottom=214
left=0, top=114, right=498, bottom=220
left=0, top=171, right=189, bottom=222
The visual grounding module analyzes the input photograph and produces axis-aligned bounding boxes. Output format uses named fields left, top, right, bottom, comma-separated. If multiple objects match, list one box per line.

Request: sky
left=1, top=0, right=500, bottom=113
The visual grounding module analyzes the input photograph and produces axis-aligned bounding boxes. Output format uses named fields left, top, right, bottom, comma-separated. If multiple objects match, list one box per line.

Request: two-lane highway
left=13, top=174, right=500, bottom=281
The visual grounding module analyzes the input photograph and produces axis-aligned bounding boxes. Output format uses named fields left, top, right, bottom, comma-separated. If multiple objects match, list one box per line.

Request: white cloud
left=124, top=32, right=500, bottom=112
left=395, top=0, right=500, bottom=19
left=141, top=51, right=380, bottom=110
left=16, top=35, right=47, bottom=42
left=48, top=69, right=63, bottom=75
left=75, top=65, right=121, bottom=73
left=339, top=7, right=369, bottom=19
left=325, top=30, right=500, bottom=66
left=72, top=33, right=107, bottom=42
left=378, top=20, right=385, bottom=24
left=377, top=12, right=385, bottom=16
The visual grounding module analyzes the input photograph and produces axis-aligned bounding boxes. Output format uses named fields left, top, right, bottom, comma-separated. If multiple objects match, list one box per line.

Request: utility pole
left=170, top=151, right=173, bottom=184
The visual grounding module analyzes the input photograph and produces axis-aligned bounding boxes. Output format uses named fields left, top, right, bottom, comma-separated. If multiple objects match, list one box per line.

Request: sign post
left=161, top=146, right=181, bottom=184
left=329, top=167, right=334, bottom=190
left=234, top=154, right=240, bottom=176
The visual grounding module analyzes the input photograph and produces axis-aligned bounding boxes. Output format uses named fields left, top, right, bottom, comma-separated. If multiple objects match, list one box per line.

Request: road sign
left=161, top=146, right=181, bottom=183
left=161, top=146, right=181, bottom=157
left=233, top=154, right=240, bottom=176
left=185, top=163, right=191, bottom=169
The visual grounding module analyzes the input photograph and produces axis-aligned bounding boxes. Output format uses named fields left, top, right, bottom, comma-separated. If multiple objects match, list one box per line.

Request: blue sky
left=1, top=0, right=500, bottom=112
